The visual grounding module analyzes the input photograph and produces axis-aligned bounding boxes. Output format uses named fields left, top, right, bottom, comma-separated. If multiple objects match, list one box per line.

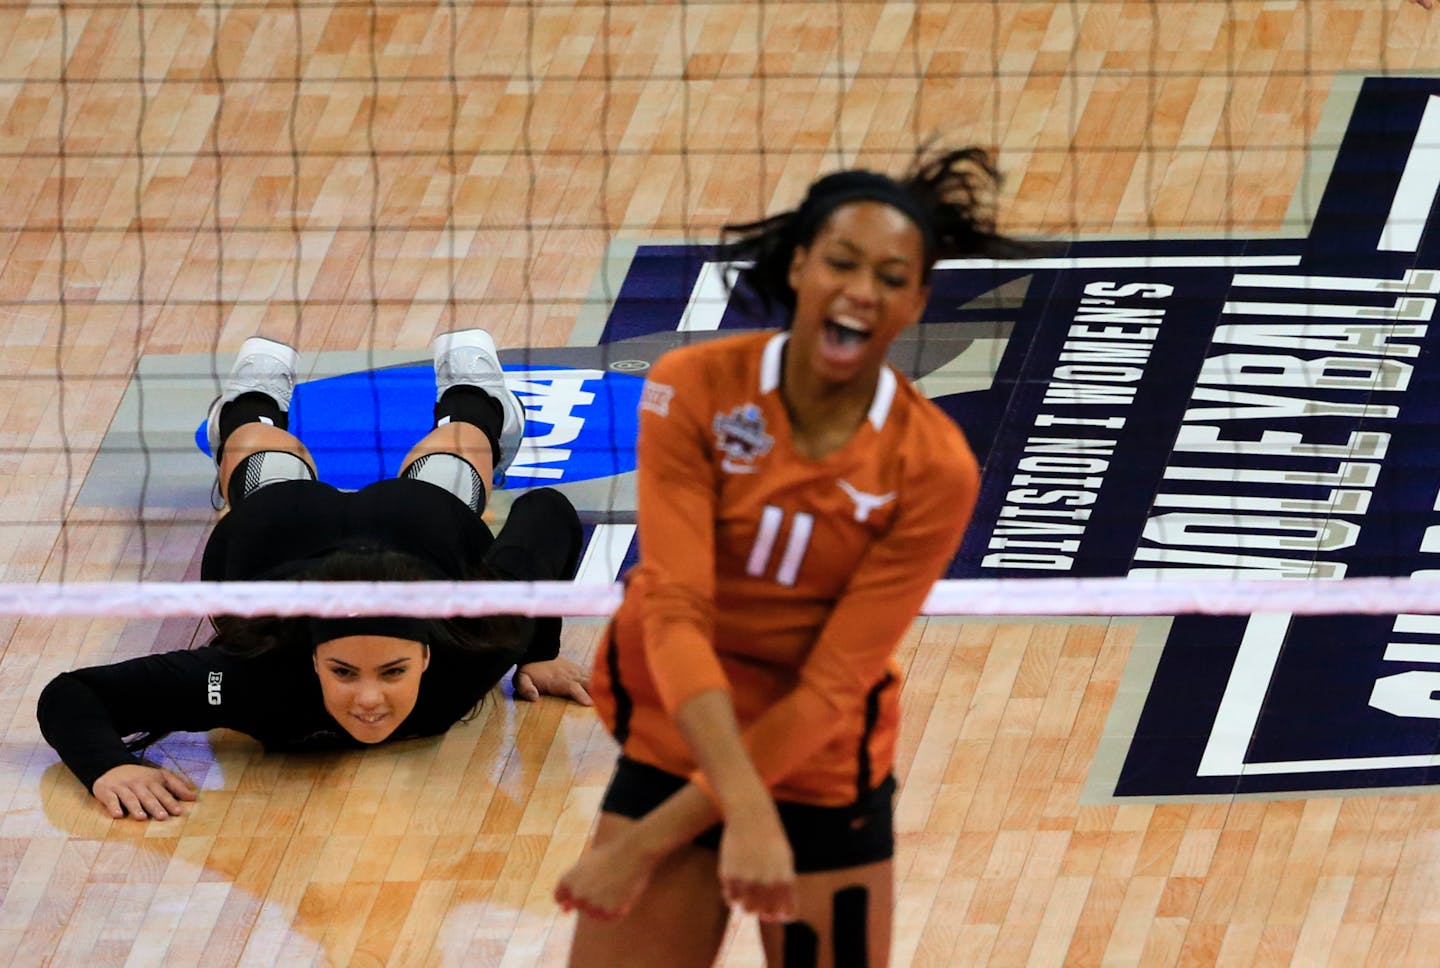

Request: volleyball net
left=9, top=576, right=1440, bottom=619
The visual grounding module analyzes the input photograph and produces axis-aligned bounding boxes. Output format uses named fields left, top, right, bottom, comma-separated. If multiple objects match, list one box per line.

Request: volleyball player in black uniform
left=38, top=330, right=590, bottom=821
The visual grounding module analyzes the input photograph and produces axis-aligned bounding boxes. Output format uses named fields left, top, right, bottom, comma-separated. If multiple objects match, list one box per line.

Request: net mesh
left=7, top=575, right=1440, bottom=619
left=1, top=1, right=1437, bottom=613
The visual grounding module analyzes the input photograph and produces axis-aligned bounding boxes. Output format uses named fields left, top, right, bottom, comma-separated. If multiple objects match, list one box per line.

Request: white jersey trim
left=759, top=331, right=898, bottom=431
left=760, top=332, right=787, bottom=393
left=868, top=366, right=897, bottom=430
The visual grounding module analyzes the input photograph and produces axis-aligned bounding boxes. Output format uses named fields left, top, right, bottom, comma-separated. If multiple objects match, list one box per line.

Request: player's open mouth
left=353, top=713, right=388, bottom=725
left=824, top=315, right=871, bottom=347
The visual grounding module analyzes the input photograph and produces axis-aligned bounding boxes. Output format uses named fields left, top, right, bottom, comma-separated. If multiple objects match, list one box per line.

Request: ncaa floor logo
left=86, top=75, right=1440, bottom=798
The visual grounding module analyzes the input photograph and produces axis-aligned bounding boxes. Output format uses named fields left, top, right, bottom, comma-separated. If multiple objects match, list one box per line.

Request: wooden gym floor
left=3, top=2, right=1440, bottom=965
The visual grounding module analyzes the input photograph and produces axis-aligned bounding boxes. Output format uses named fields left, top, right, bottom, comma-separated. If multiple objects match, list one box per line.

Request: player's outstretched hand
left=92, top=763, right=197, bottom=820
left=554, top=836, right=660, bottom=921
left=514, top=658, right=593, bottom=705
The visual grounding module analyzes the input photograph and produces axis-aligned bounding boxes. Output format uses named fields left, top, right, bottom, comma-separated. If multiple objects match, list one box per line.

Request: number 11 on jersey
left=746, top=505, right=815, bottom=587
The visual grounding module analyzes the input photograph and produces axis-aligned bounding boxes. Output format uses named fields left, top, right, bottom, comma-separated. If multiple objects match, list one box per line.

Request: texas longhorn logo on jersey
left=837, top=480, right=897, bottom=524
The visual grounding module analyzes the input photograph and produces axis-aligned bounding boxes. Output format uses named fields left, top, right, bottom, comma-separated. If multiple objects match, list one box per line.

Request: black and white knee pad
left=402, top=452, right=485, bottom=513
left=227, top=450, right=316, bottom=506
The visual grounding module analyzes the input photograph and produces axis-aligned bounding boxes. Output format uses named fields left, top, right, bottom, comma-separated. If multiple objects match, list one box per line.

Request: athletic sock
left=434, top=386, right=505, bottom=461
left=216, top=392, right=288, bottom=459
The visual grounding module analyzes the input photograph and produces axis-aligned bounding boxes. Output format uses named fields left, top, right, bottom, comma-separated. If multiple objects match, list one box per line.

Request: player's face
left=786, top=200, right=930, bottom=387
left=313, top=635, right=430, bottom=743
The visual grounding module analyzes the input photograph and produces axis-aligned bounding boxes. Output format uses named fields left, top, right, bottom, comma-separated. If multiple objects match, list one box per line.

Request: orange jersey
left=591, top=330, right=979, bottom=806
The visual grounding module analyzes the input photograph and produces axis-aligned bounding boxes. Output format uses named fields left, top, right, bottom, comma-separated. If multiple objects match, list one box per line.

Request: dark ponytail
left=718, top=145, right=1022, bottom=315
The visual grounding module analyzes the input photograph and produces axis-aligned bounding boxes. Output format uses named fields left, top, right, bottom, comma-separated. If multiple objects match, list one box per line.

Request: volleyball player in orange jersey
left=556, top=149, right=1021, bottom=967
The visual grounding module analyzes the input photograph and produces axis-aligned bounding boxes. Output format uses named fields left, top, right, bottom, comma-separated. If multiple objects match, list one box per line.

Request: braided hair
left=719, top=146, right=1024, bottom=316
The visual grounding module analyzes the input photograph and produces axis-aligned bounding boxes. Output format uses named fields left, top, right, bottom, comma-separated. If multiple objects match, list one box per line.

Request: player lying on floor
left=39, top=328, right=591, bottom=821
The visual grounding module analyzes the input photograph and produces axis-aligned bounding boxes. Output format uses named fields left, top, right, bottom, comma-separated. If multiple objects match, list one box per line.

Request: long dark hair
left=124, top=546, right=525, bottom=754
left=718, top=145, right=1033, bottom=316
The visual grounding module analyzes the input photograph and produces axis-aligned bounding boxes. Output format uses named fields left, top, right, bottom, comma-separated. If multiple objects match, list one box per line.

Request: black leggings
left=202, top=477, right=580, bottom=589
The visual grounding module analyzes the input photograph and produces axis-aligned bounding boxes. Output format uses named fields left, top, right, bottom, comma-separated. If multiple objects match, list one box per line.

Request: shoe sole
left=235, top=337, right=301, bottom=374
left=432, top=329, right=498, bottom=363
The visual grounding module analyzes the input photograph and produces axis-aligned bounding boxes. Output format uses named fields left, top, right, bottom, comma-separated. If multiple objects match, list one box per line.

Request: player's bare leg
left=758, top=860, right=893, bottom=968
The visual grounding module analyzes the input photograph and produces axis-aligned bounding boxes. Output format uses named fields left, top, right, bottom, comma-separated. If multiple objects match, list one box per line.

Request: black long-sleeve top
left=37, top=636, right=521, bottom=791
left=38, top=480, right=579, bottom=792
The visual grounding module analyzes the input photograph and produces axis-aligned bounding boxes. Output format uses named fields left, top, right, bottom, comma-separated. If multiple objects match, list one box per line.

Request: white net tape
left=3, top=577, right=1440, bottom=619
